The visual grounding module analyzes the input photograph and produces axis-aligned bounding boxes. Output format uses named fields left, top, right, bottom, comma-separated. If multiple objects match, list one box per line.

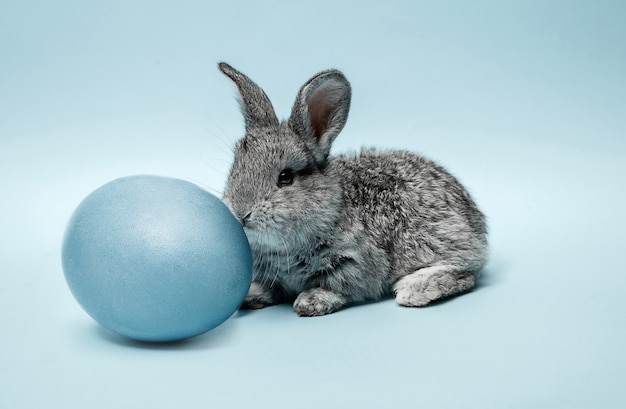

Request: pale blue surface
left=62, top=175, right=252, bottom=342
left=1, top=1, right=626, bottom=408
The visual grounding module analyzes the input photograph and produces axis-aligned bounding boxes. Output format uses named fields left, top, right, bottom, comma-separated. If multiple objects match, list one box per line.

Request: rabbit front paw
left=293, top=288, right=347, bottom=317
left=240, top=281, right=280, bottom=310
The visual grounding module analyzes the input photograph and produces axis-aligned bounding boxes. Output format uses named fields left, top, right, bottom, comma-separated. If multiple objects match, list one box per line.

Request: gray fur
left=218, top=62, right=488, bottom=317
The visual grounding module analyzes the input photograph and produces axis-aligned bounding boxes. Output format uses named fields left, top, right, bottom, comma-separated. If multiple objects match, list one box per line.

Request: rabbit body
left=219, top=63, right=487, bottom=316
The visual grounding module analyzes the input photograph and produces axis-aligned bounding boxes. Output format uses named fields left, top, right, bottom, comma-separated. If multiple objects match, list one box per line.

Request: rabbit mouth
left=244, top=227, right=291, bottom=252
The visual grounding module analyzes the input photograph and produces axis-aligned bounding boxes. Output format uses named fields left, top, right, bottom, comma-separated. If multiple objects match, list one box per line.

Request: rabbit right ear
left=218, top=62, right=279, bottom=131
left=288, top=69, right=351, bottom=165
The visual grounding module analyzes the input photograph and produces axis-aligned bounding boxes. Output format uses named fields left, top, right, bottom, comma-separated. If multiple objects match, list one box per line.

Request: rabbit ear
left=218, top=62, right=279, bottom=131
left=288, top=69, right=351, bottom=164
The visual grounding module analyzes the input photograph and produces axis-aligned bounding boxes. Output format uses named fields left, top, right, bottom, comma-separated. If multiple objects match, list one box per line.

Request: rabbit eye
left=277, top=169, right=294, bottom=187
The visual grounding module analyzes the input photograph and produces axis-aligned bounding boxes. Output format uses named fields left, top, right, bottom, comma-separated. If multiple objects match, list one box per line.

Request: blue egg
left=62, top=175, right=252, bottom=342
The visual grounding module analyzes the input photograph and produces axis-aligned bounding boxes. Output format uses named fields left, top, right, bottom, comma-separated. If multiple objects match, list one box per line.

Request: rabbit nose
left=241, top=211, right=253, bottom=226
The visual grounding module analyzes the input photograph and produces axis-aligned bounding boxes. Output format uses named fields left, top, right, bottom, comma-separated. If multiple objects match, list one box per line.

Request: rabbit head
left=219, top=63, right=351, bottom=251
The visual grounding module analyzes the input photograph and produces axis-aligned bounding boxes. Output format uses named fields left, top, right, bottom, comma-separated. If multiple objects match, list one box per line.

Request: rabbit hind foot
left=393, top=265, right=476, bottom=307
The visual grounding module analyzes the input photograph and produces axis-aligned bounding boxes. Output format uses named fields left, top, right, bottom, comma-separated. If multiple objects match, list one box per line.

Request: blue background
left=1, top=1, right=625, bottom=408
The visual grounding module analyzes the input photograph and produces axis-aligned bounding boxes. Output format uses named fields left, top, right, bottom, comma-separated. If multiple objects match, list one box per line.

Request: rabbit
left=218, top=62, right=488, bottom=317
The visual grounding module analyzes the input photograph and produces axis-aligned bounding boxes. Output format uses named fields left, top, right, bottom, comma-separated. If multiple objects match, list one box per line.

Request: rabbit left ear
left=219, top=62, right=279, bottom=132
left=288, top=69, right=351, bottom=165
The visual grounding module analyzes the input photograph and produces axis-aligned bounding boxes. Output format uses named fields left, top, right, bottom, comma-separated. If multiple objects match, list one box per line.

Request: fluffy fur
left=219, top=62, right=488, bottom=316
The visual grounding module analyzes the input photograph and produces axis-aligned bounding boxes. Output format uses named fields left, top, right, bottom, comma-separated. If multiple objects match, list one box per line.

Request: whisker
left=271, top=234, right=289, bottom=288
left=270, top=242, right=280, bottom=287
left=186, top=177, right=223, bottom=197
left=197, top=120, right=236, bottom=157
left=198, top=156, right=230, bottom=177
left=280, top=234, right=290, bottom=276
left=260, top=232, right=273, bottom=288
left=212, top=123, right=237, bottom=154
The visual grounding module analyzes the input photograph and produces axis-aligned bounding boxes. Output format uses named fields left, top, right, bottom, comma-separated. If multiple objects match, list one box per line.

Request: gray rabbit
left=219, top=62, right=488, bottom=317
